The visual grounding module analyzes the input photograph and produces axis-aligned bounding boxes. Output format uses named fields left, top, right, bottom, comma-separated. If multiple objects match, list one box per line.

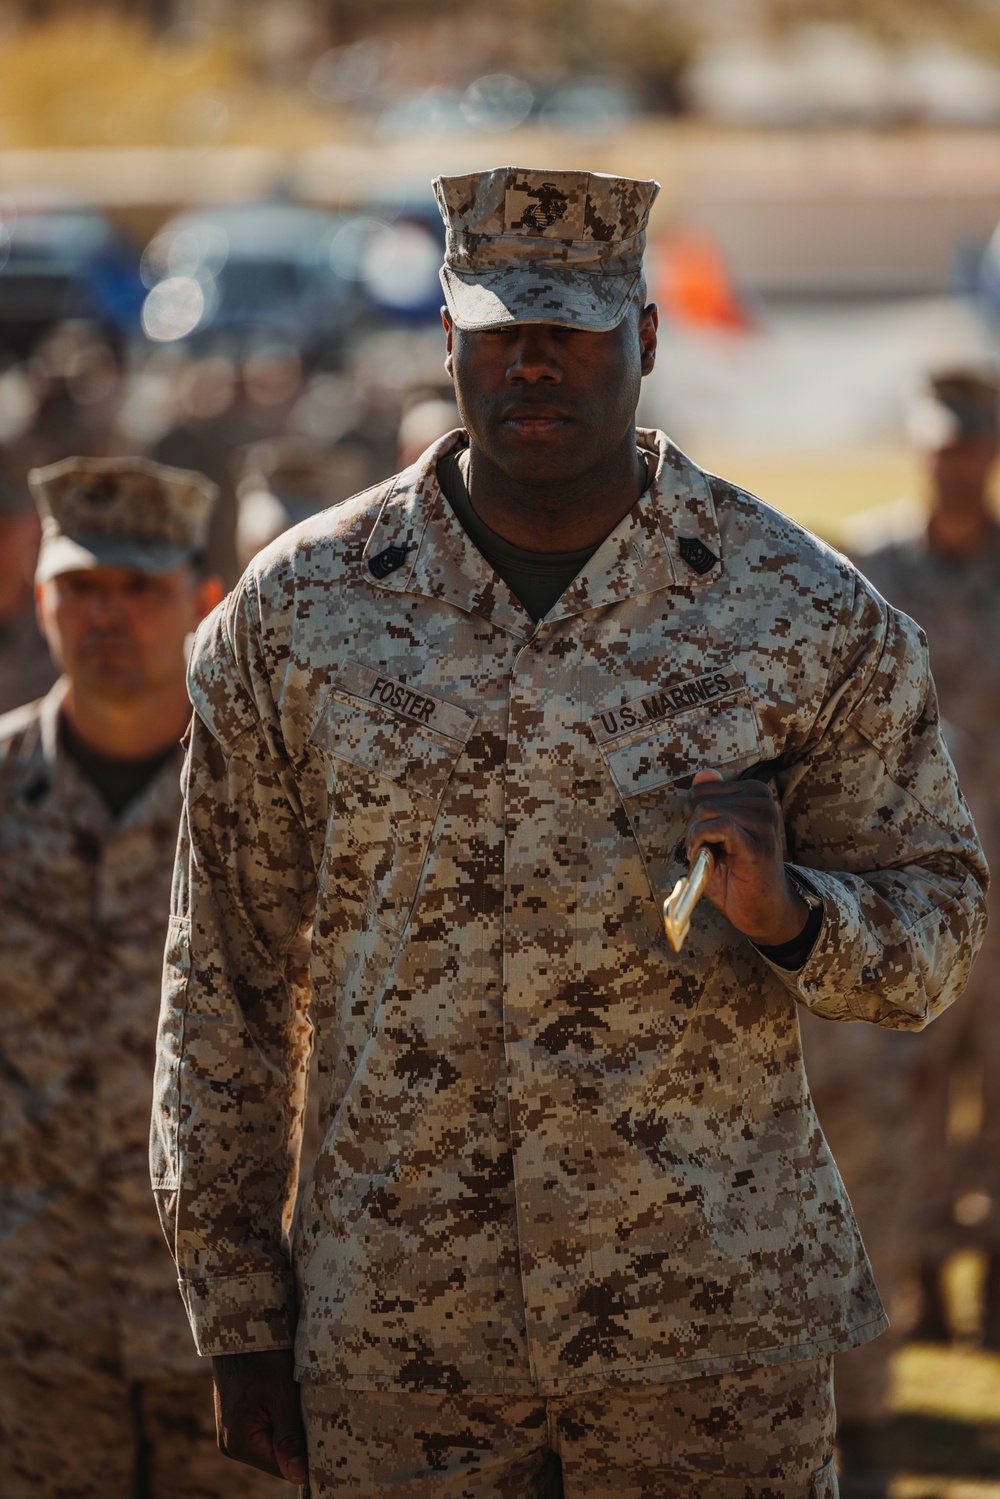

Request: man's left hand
left=684, top=769, right=808, bottom=946
left=212, top=1348, right=307, bottom=1484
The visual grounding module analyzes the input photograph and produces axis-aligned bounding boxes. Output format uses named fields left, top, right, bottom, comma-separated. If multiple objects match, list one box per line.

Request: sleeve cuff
left=756, top=863, right=920, bottom=1024
left=752, top=895, right=824, bottom=971
left=179, top=1270, right=297, bottom=1357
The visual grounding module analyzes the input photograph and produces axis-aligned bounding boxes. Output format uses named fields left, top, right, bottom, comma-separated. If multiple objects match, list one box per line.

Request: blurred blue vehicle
left=330, top=196, right=444, bottom=324
left=141, top=201, right=370, bottom=359
left=0, top=194, right=145, bottom=355
left=140, top=196, right=446, bottom=358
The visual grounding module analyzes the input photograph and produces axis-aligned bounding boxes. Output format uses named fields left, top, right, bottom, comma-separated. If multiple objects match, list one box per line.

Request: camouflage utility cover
left=0, top=686, right=199, bottom=1379
left=436, top=166, right=658, bottom=332
left=152, top=429, right=987, bottom=1396
left=30, top=455, right=219, bottom=582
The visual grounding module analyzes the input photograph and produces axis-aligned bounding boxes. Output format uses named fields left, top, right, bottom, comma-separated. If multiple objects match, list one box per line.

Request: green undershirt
left=438, top=447, right=656, bottom=622
left=60, top=716, right=175, bottom=817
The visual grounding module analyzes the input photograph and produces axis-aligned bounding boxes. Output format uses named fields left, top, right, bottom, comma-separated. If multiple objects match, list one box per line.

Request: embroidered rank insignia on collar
left=368, top=543, right=412, bottom=580
left=678, top=536, right=718, bottom=575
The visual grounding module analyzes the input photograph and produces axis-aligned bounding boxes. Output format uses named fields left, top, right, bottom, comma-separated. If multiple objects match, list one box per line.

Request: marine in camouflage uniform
left=799, top=373, right=1000, bottom=1497
left=0, top=459, right=283, bottom=1498
left=858, top=373, right=1000, bottom=1321
left=152, top=169, right=987, bottom=1498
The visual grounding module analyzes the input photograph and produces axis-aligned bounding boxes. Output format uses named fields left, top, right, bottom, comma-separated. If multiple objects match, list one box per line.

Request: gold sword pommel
left=662, top=846, right=716, bottom=953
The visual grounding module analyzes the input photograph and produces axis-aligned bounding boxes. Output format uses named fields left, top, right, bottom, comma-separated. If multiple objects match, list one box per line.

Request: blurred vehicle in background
left=0, top=194, right=144, bottom=358
left=140, top=195, right=446, bottom=360
left=141, top=200, right=368, bottom=361
left=329, top=196, right=444, bottom=325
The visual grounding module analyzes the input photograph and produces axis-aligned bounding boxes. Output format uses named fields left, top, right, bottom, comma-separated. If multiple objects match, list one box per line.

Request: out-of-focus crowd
left=2, top=294, right=1000, bottom=1499
left=0, top=318, right=460, bottom=673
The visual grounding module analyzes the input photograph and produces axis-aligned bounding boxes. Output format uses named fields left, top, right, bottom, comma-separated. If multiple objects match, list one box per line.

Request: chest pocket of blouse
left=309, top=667, right=477, bottom=933
left=594, top=693, right=765, bottom=902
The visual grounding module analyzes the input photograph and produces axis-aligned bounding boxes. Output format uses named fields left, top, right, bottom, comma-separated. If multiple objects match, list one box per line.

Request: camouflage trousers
left=0, top=1364, right=287, bottom=1499
left=299, top=1356, right=838, bottom=1498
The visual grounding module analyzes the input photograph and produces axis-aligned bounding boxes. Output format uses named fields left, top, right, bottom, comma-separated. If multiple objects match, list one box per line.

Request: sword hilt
left=663, top=845, right=716, bottom=953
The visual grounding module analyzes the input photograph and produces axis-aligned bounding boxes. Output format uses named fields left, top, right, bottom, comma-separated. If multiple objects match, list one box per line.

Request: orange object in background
left=656, top=229, right=755, bottom=332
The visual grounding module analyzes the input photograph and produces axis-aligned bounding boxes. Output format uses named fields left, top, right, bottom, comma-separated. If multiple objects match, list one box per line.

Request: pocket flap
left=310, top=661, right=476, bottom=801
left=597, top=698, right=765, bottom=799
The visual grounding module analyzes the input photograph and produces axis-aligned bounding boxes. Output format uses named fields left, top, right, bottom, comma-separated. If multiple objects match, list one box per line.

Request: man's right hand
left=212, top=1347, right=308, bottom=1485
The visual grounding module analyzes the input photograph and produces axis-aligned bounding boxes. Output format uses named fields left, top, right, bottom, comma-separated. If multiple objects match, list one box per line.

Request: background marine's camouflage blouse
left=0, top=685, right=199, bottom=1380
left=152, top=429, right=987, bottom=1397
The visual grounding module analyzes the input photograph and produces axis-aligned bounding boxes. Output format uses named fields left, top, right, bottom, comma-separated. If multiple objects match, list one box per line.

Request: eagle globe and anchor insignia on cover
left=512, top=181, right=571, bottom=232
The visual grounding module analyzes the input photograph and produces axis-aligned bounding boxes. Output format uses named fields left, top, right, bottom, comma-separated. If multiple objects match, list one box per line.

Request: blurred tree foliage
left=0, top=13, right=329, bottom=148
left=763, top=0, right=1000, bottom=57
left=325, top=0, right=697, bottom=109
left=6, top=0, right=1000, bottom=148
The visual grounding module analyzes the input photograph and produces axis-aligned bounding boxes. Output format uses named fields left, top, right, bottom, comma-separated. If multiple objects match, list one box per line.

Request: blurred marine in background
left=803, top=368, right=1000, bottom=1497
left=857, top=369, right=1000, bottom=1331
left=0, top=459, right=279, bottom=1498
